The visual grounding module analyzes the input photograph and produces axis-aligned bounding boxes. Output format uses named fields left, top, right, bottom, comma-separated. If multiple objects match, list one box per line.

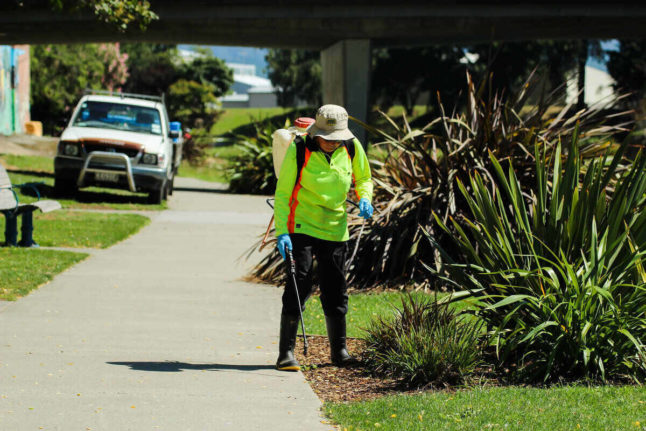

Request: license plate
left=96, top=172, right=119, bottom=182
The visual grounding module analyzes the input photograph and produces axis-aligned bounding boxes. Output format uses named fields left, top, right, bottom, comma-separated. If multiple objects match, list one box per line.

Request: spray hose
left=286, top=246, right=308, bottom=356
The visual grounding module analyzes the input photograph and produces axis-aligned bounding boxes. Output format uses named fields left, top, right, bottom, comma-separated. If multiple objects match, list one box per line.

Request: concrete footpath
left=0, top=177, right=333, bottom=431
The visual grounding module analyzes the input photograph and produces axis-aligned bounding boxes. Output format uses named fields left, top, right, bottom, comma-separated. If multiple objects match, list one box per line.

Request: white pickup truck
left=54, top=90, right=183, bottom=204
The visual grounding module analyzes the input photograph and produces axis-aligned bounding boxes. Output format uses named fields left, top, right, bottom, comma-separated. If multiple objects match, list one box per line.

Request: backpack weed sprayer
left=260, top=117, right=314, bottom=247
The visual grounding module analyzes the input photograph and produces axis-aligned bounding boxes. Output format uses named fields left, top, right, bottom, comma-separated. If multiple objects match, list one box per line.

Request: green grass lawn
left=1, top=153, right=54, bottom=172
left=211, top=107, right=294, bottom=135
left=1, top=154, right=167, bottom=210
left=178, top=160, right=228, bottom=183
left=303, top=291, right=474, bottom=338
left=177, top=145, right=243, bottom=183
left=382, top=105, right=430, bottom=119
left=303, top=291, right=423, bottom=338
left=0, top=249, right=88, bottom=301
left=325, top=385, right=646, bottom=431
left=0, top=210, right=150, bottom=248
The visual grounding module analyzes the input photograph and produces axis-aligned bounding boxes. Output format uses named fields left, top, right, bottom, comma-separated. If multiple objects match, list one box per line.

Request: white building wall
left=222, top=100, right=250, bottom=108
left=249, top=92, right=278, bottom=108
left=566, top=66, right=616, bottom=106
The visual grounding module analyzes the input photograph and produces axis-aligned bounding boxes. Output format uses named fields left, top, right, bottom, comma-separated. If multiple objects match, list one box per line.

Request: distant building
left=228, top=63, right=256, bottom=77
left=0, top=45, right=30, bottom=135
left=566, top=65, right=616, bottom=106
left=177, top=48, right=278, bottom=109
left=222, top=62, right=277, bottom=108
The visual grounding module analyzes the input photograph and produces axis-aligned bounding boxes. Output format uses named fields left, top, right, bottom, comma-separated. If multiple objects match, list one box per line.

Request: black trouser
left=282, top=233, right=348, bottom=317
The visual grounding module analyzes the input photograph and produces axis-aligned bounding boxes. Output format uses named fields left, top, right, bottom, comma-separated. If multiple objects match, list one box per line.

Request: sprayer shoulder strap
left=345, top=138, right=357, bottom=160
left=294, top=136, right=309, bottom=186
left=294, top=136, right=356, bottom=187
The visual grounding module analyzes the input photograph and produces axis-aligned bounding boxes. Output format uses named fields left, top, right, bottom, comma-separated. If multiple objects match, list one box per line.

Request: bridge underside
left=1, top=2, right=646, bottom=47
left=2, top=1, right=645, bottom=141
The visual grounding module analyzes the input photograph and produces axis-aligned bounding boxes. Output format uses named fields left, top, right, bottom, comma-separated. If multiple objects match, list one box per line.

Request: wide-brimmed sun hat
left=306, top=104, right=355, bottom=141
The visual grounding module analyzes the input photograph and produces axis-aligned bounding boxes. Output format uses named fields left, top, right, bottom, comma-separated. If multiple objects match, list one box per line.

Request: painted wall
left=0, top=45, right=30, bottom=135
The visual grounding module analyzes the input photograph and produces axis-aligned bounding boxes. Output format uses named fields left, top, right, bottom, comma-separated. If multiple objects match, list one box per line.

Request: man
left=273, top=104, right=374, bottom=371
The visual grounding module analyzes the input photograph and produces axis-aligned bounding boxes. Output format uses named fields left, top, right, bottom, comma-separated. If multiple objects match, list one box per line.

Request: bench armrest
left=14, top=182, right=44, bottom=200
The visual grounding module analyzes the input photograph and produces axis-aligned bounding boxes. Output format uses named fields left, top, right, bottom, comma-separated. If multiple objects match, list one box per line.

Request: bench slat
left=0, top=189, right=18, bottom=211
left=0, top=165, right=19, bottom=211
left=31, top=200, right=62, bottom=213
left=0, top=165, right=12, bottom=189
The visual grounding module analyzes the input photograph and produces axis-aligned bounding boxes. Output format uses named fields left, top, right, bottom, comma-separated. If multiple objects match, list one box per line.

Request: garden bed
left=295, top=335, right=423, bottom=403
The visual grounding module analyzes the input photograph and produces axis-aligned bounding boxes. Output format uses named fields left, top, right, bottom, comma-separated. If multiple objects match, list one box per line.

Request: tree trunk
left=404, top=91, right=414, bottom=117
left=577, top=40, right=588, bottom=110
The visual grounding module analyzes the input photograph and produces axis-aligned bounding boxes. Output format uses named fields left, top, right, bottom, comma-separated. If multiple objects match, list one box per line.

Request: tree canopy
left=266, top=49, right=322, bottom=108
left=371, top=46, right=466, bottom=116
left=31, top=43, right=128, bottom=133
left=49, top=0, right=158, bottom=31
left=177, top=54, right=234, bottom=98
left=607, top=40, right=646, bottom=108
left=120, top=44, right=180, bottom=96
left=266, top=41, right=595, bottom=116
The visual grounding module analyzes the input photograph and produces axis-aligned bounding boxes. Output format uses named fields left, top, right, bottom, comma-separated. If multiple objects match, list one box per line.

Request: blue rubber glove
left=277, top=234, right=292, bottom=260
left=358, top=198, right=374, bottom=219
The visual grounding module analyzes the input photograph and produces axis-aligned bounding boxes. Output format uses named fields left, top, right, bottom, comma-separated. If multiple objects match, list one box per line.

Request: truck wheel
left=148, top=180, right=167, bottom=204
left=167, top=175, right=174, bottom=196
left=54, top=176, right=77, bottom=197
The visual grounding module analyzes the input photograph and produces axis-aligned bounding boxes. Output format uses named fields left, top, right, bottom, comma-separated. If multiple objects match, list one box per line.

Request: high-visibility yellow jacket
left=274, top=136, right=373, bottom=242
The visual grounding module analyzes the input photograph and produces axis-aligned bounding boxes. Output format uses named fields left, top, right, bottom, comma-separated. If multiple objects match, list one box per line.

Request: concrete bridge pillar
left=321, top=39, right=371, bottom=144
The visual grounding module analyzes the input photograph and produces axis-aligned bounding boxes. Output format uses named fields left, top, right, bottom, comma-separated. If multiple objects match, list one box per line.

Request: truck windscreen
left=72, top=101, right=162, bottom=136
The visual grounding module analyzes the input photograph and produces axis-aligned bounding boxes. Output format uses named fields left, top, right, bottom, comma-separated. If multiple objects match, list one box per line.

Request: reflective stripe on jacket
left=274, top=136, right=373, bottom=242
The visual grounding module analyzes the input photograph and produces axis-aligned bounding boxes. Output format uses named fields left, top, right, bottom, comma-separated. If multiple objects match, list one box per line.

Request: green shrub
left=167, top=79, right=221, bottom=130
left=226, top=121, right=277, bottom=194
left=31, top=44, right=125, bottom=134
left=362, top=294, right=485, bottom=386
left=432, top=138, right=646, bottom=383
left=181, top=128, right=213, bottom=166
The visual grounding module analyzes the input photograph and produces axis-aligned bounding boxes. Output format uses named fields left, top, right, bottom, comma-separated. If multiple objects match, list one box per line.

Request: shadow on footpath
left=107, top=361, right=275, bottom=373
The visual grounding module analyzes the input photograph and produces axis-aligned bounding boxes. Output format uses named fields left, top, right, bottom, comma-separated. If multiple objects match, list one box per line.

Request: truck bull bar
left=77, top=152, right=137, bottom=192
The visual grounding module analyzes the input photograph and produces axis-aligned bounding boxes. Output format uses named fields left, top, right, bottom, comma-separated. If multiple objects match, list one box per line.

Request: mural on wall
left=0, top=45, right=30, bottom=135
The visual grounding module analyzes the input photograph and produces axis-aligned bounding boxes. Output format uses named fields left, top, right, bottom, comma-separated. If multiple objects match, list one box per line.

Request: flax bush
left=362, top=294, right=485, bottom=386
left=431, top=138, right=646, bottom=383
left=226, top=122, right=276, bottom=194
left=248, top=73, right=630, bottom=288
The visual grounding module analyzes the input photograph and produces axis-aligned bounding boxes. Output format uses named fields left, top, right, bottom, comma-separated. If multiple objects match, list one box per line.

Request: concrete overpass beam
left=321, top=39, right=371, bottom=143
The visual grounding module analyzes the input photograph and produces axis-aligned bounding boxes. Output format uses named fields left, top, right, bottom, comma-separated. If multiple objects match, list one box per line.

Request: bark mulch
left=294, top=335, right=423, bottom=403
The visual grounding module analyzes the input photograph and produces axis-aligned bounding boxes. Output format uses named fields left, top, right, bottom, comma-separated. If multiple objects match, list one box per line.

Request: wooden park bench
left=0, top=164, right=61, bottom=247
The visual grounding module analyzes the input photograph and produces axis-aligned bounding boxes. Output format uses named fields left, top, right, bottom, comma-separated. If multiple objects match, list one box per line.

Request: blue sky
left=589, top=40, right=619, bottom=72
left=179, top=45, right=269, bottom=77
